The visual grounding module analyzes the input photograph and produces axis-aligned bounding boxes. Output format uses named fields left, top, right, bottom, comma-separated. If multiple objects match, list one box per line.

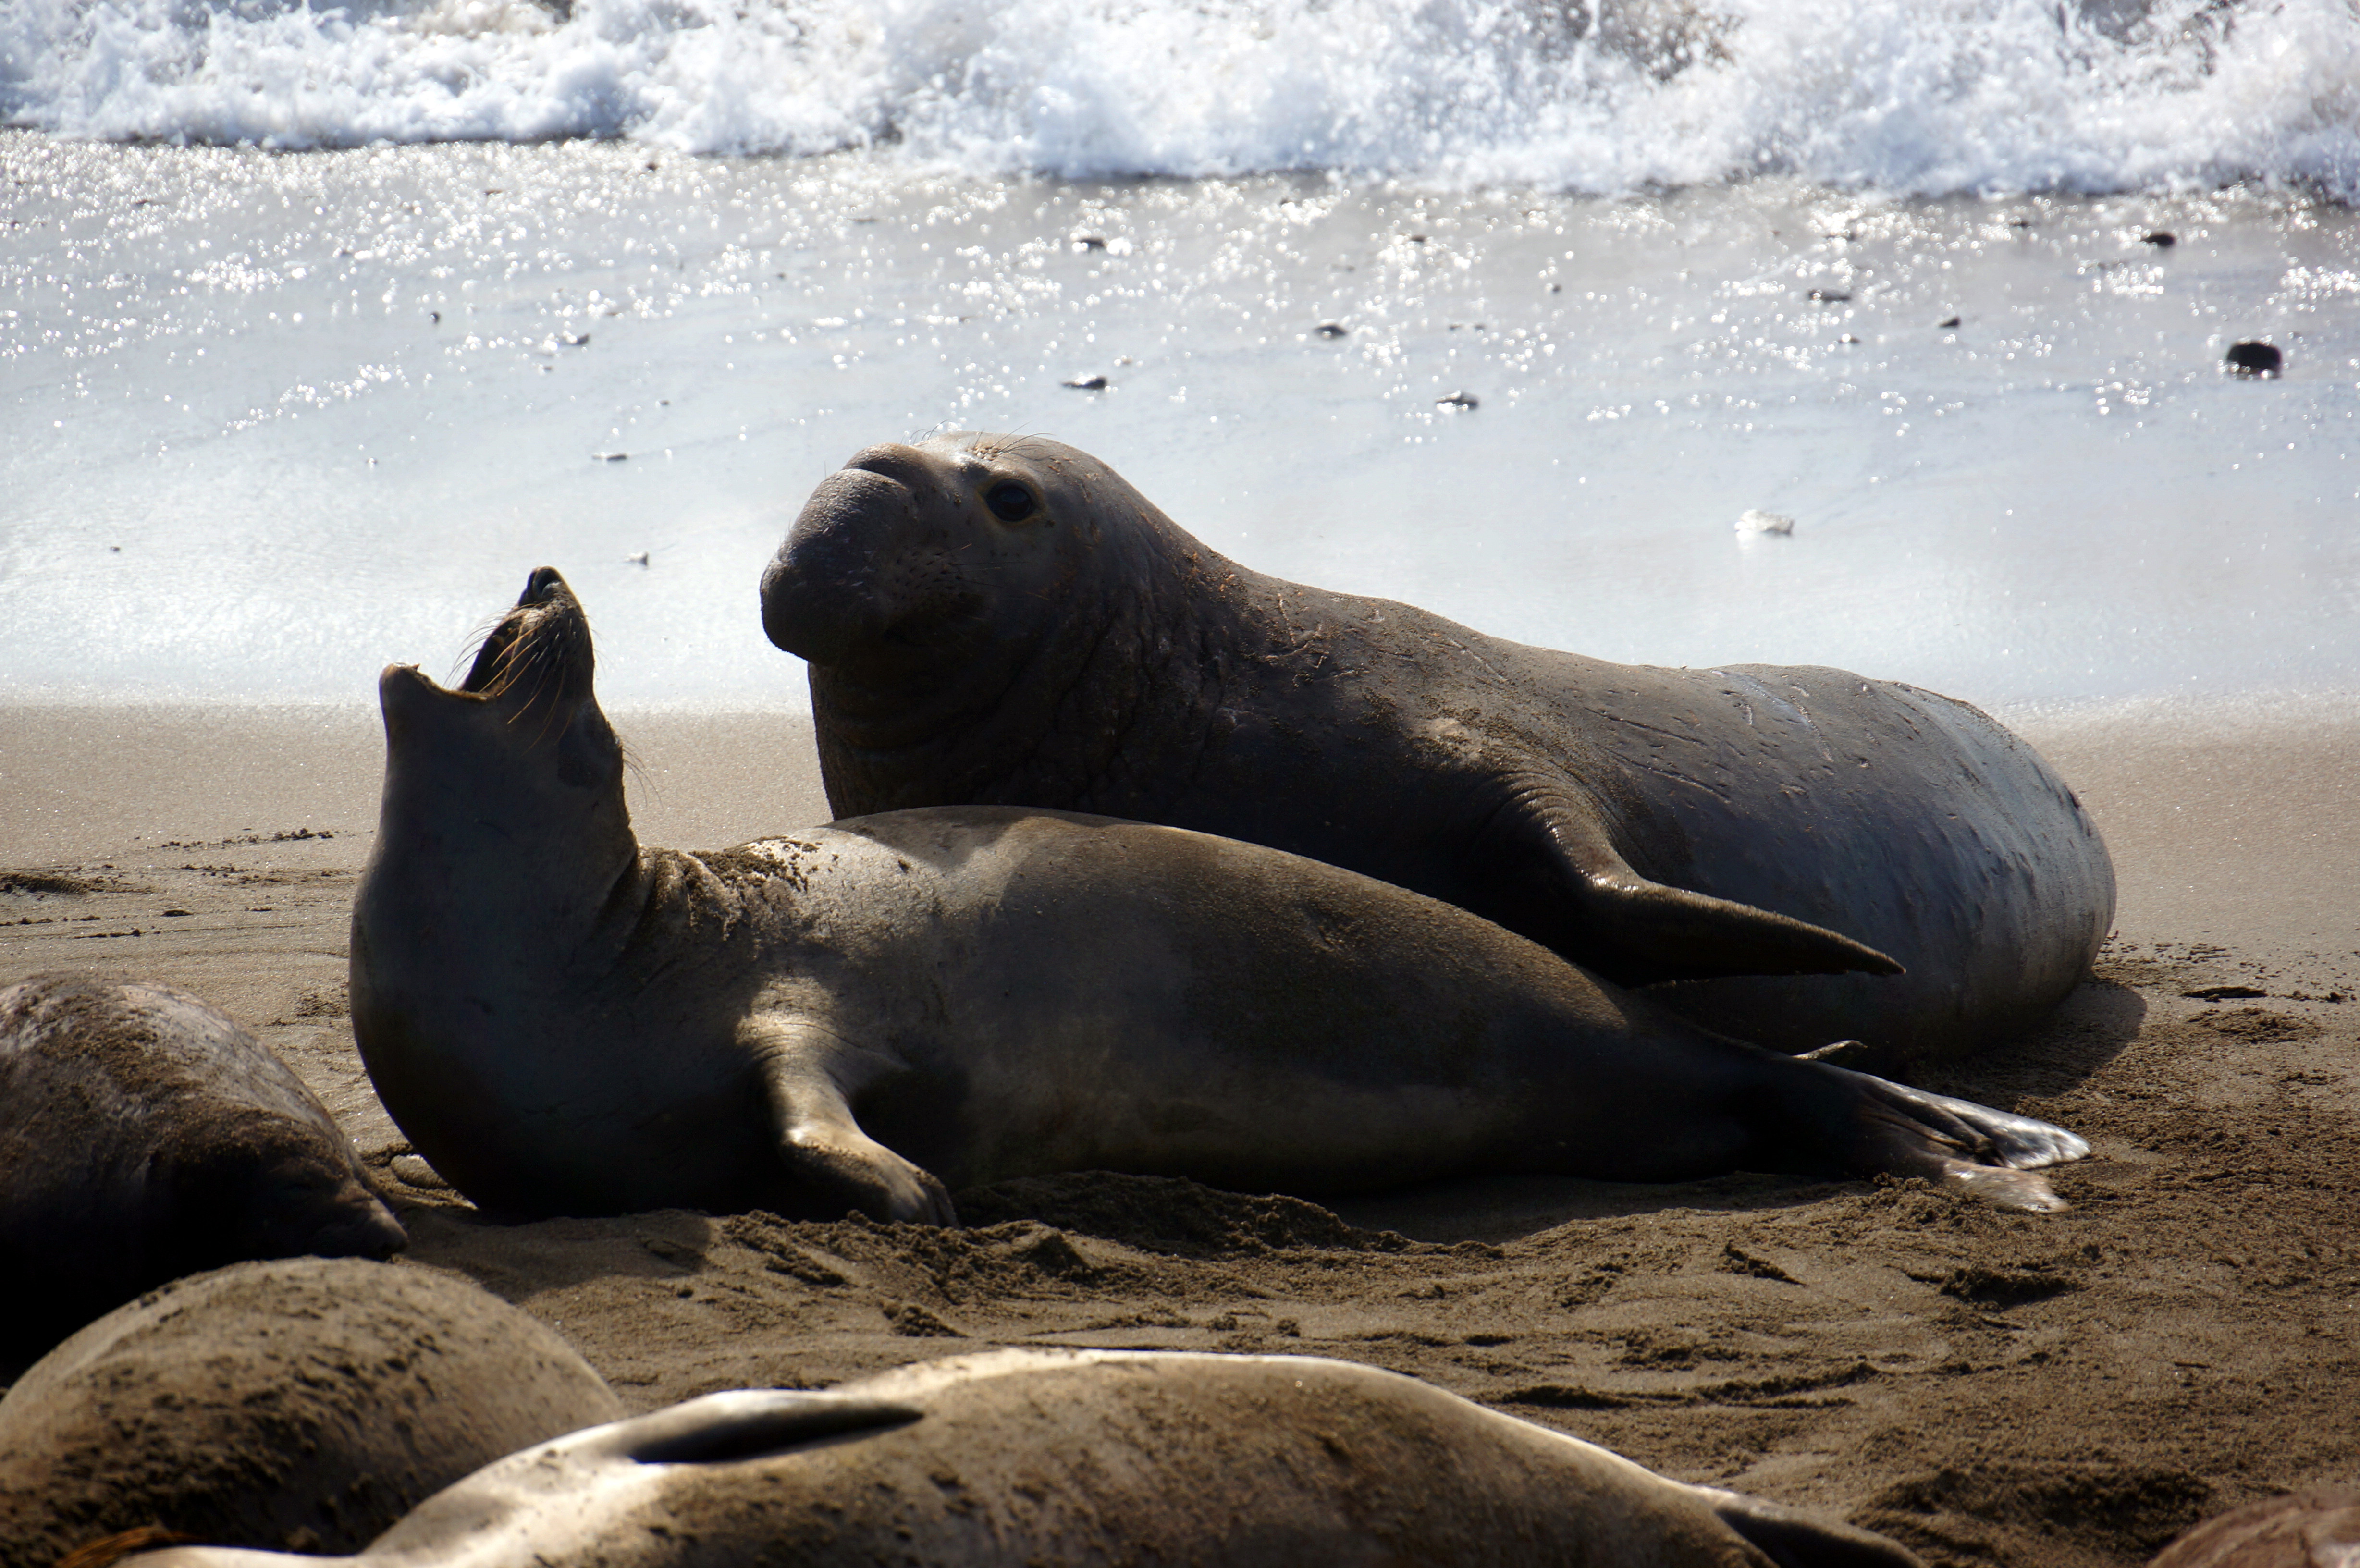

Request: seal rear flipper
left=746, top=1019, right=958, bottom=1226
left=1702, top=1490, right=1928, bottom=1568
left=1820, top=1065, right=2090, bottom=1213
left=1520, top=803, right=1904, bottom=985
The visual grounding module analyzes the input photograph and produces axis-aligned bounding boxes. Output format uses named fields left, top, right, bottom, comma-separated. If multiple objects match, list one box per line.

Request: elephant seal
left=116, top=1347, right=1927, bottom=1568
left=0, top=974, right=407, bottom=1355
left=760, top=433, right=2116, bottom=1064
left=0, top=1256, right=623, bottom=1567
left=350, top=566, right=2084, bottom=1223
left=2150, top=1486, right=2360, bottom=1568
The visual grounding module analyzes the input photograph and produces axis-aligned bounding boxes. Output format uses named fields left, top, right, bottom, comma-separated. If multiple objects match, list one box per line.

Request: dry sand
left=2, top=702, right=2354, bottom=1568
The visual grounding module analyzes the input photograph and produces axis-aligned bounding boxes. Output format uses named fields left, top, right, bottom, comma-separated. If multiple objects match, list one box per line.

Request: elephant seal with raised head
left=117, top=1348, right=1927, bottom=1568
left=348, top=567, right=2084, bottom=1223
left=0, top=974, right=406, bottom=1355
left=760, top=433, right=2116, bottom=1064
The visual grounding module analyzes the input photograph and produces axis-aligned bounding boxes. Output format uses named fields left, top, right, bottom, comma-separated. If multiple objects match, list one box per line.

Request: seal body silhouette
left=348, top=568, right=2084, bottom=1224
left=2, top=1257, right=621, bottom=1567
left=119, top=1348, right=1927, bottom=1568
left=0, top=975, right=406, bottom=1354
left=760, top=433, right=2116, bottom=1064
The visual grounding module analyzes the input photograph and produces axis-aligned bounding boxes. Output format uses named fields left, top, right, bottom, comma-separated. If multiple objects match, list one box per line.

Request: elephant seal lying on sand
left=1, top=1257, right=622, bottom=1568
left=351, top=567, right=2084, bottom=1222
left=0, top=974, right=406, bottom=1355
left=2149, top=1486, right=2360, bottom=1568
left=117, top=1348, right=1927, bottom=1568
left=760, top=433, right=2116, bottom=1064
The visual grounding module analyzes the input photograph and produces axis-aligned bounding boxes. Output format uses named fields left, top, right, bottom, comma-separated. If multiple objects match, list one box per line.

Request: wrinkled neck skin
left=812, top=510, right=1263, bottom=821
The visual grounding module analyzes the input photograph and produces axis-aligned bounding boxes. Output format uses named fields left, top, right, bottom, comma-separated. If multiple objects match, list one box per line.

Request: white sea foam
left=3, top=0, right=2356, bottom=196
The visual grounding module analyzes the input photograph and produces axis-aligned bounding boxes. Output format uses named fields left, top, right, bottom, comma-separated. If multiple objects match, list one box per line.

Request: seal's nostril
left=524, top=566, right=566, bottom=604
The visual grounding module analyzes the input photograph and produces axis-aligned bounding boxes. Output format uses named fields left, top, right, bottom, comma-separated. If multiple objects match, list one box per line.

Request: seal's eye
left=984, top=482, right=1038, bottom=523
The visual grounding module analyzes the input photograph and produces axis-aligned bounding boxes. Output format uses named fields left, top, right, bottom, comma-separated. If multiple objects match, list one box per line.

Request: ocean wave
left=4, top=0, right=2356, bottom=197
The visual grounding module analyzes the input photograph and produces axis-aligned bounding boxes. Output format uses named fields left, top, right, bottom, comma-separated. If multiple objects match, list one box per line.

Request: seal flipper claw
left=748, top=1020, right=958, bottom=1226
left=1529, top=806, right=1905, bottom=985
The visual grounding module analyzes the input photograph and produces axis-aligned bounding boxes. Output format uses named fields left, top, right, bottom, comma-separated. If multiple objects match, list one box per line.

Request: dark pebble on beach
left=591, top=451, right=628, bottom=462
left=1436, top=392, right=1479, bottom=410
left=1938, top=315, right=1961, bottom=329
left=1316, top=322, right=1348, bottom=338
left=1063, top=375, right=1109, bottom=391
left=1807, top=289, right=1851, bottom=302
left=2225, top=341, right=2282, bottom=377
left=2142, top=231, right=2177, bottom=247
left=1071, top=234, right=1107, bottom=251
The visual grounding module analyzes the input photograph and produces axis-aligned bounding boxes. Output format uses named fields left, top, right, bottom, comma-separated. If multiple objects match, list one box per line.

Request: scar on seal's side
left=762, top=433, right=2116, bottom=1066
left=350, top=568, right=2086, bottom=1224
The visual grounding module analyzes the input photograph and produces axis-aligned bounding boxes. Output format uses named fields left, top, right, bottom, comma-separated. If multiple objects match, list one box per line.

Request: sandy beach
left=4, top=699, right=2353, bottom=1568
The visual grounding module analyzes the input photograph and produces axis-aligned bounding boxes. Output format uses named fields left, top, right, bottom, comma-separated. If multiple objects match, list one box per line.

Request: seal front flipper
left=1518, top=795, right=1905, bottom=985
left=745, top=1019, right=958, bottom=1226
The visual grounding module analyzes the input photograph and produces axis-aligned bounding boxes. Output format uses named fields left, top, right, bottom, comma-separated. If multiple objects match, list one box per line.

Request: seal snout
left=762, top=467, right=915, bottom=662
left=456, top=568, right=592, bottom=707
left=521, top=564, right=569, bottom=607
left=842, top=441, right=940, bottom=492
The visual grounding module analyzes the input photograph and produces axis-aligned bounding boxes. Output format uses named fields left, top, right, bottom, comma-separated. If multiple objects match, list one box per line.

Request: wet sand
left=2, top=702, right=2355, bottom=1568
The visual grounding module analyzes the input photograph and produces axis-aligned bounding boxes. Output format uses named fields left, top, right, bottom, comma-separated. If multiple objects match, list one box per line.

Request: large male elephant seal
left=760, top=434, right=2117, bottom=1063
left=117, top=1347, right=1927, bottom=1568
left=0, top=1256, right=622, bottom=1567
left=0, top=974, right=406, bottom=1356
left=349, top=567, right=2084, bottom=1223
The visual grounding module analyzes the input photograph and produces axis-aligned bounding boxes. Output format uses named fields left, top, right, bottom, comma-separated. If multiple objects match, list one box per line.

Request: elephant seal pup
left=116, top=1347, right=1927, bottom=1568
left=2149, top=1486, right=2360, bottom=1568
left=350, top=567, right=2084, bottom=1223
left=0, top=1256, right=623, bottom=1568
left=760, top=433, right=2116, bottom=1064
left=0, top=974, right=406, bottom=1355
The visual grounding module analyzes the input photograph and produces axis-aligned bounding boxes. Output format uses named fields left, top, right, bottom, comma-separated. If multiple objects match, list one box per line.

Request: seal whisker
left=508, top=643, right=575, bottom=748
left=482, top=641, right=543, bottom=705
left=478, top=637, right=539, bottom=701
